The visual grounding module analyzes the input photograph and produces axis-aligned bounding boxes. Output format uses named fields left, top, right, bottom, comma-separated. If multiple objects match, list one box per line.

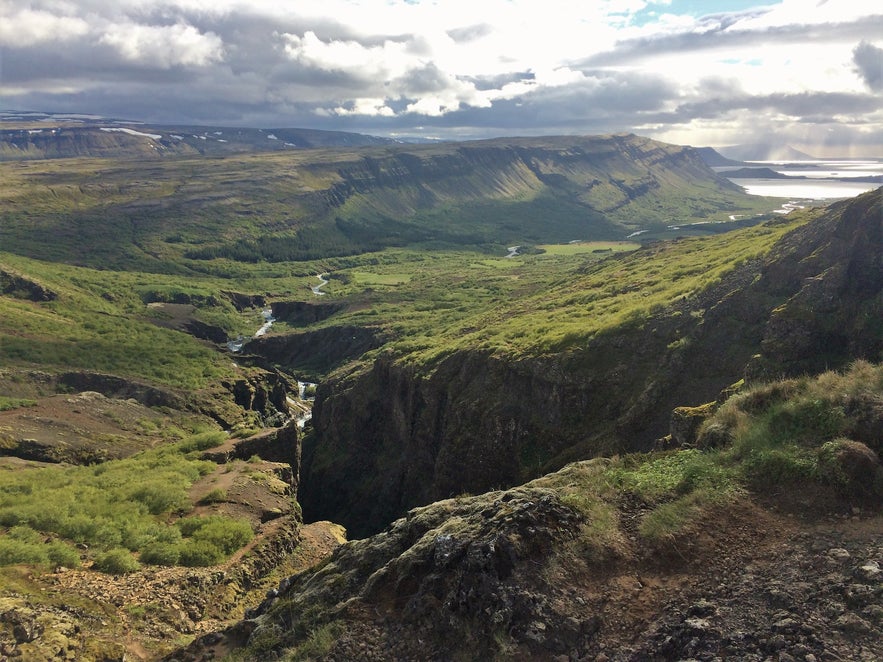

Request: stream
left=226, top=309, right=318, bottom=429
left=226, top=308, right=276, bottom=352
left=288, top=381, right=317, bottom=428
left=311, top=274, right=329, bottom=296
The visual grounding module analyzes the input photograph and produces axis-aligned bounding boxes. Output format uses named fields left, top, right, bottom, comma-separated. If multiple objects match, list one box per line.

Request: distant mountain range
left=717, top=143, right=817, bottom=161
left=694, top=146, right=743, bottom=167
left=0, top=110, right=394, bottom=159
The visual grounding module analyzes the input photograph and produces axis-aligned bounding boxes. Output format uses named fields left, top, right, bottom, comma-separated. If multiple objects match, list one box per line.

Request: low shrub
left=93, top=548, right=140, bottom=575
left=140, top=542, right=181, bottom=566
left=178, top=540, right=224, bottom=567
left=198, top=488, right=228, bottom=505
left=179, top=431, right=227, bottom=453
left=46, top=541, right=80, bottom=568
left=174, top=515, right=253, bottom=565
left=191, top=518, right=253, bottom=555
left=0, top=538, right=48, bottom=565
left=129, top=483, right=189, bottom=515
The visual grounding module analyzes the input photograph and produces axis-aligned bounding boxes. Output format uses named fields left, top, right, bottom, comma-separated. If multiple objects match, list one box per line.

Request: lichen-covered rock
left=670, top=402, right=717, bottom=447
left=817, top=439, right=883, bottom=497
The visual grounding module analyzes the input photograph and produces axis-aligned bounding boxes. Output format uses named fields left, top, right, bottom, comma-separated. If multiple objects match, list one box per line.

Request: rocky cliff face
left=0, top=269, right=57, bottom=302
left=301, top=188, right=883, bottom=538
left=247, top=325, right=387, bottom=380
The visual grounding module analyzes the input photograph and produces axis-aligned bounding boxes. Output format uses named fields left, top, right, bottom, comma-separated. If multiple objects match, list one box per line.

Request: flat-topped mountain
left=718, top=143, right=816, bottom=162
left=0, top=133, right=766, bottom=270
left=0, top=115, right=393, bottom=160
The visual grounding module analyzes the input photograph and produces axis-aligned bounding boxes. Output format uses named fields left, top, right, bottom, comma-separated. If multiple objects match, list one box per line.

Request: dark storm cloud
left=465, top=72, right=536, bottom=92
left=666, top=90, right=881, bottom=123
left=394, top=63, right=457, bottom=94
left=0, top=43, right=202, bottom=84
left=853, top=41, right=883, bottom=92
left=446, top=23, right=494, bottom=43
left=578, top=15, right=883, bottom=68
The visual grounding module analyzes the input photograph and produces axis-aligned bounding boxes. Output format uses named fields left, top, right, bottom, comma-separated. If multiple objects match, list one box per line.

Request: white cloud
left=0, top=6, right=89, bottom=46
left=327, top=98, right=396, bottom=117
left=281, top=31, right=411, bottom=81
left=99, top=22, right=223, bottom=68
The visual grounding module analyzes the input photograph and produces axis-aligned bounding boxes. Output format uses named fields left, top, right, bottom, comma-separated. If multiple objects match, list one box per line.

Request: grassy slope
left=0, top=252, right=242, bottom=390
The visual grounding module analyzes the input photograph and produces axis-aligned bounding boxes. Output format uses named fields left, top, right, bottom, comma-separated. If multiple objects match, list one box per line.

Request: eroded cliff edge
left=300, top=188, right=883, bottom=538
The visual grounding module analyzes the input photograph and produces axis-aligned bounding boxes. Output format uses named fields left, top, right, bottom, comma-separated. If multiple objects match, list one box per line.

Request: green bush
left=192, top=518, right=253, bottom=555
left=174, top=515, right=253, bottom=564
left=140, top=542, right=181, bottom=566
left=740, top=447, right=817, bottom=486
left=179, top=431, right=227, bottom=453
left=606, top=449, right=731, bottom=502
left=178, top=540, right=224, bottom=567
left=0, top=538, right=48, bottom=565
left=46, top=541, right=80, bottom=568
left=175, top=516, right=208, bottom=537
left=7, top=524, right=43, bottom=544
left=129, top=483, right=189, bottom=515
left=94, top=548, right=140, bottom=574
left=198, top=488, right=228, bottom=505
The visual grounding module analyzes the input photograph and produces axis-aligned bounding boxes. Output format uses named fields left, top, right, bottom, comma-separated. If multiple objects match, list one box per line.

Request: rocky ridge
left=300, top=188, right=883, bottom=538
left=174, top=458, right=883, bottom=661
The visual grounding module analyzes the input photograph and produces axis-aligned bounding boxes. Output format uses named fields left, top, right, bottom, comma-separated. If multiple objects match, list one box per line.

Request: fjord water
left=717, top=159, right=883, bottom=199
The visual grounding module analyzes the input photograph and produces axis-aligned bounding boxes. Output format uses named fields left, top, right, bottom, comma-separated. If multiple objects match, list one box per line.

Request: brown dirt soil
left=0, top=391, right=173, bottom=461
left=187, top=459, right=293, bottom=527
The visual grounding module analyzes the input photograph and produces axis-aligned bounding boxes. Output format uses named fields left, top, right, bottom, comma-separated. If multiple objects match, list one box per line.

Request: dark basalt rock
left=222, top=291, right=266, bottom=312
left=0, top=269, right=57, bottom=301
left=269, top=300, right=344, bottom=326
left=57, top=371, right=184, bottom=409
left=246, top=325, right=386, bottom=379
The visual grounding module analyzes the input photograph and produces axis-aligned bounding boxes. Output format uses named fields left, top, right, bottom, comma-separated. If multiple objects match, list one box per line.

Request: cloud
left=0, top=0, right=881, bottom=154
left=99, top=22, right=224, bottom=68
left=446, top=23, right=494, bottom=43
left=853, top=41, right=883, bottom=92
left=0, top=7, right=89, bottom=47
left=578, top=15, right=883, bottom=68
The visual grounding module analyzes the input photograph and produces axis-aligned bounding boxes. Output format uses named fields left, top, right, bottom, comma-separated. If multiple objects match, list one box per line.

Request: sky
left=1, top=0, right=881, bottom=155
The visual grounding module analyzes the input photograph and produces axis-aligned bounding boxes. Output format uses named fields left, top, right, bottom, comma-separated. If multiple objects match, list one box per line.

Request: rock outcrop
left=173, top=458, right=883, bottom=662
left=0, top=268, right=57, bottom=301
left=201, top=421, right=301, bottom=494
left=246, top=325, right=386, bottom=380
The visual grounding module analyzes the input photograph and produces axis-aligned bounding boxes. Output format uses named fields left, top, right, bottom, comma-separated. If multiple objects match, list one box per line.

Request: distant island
left=719, top=167, right=795, bottom=179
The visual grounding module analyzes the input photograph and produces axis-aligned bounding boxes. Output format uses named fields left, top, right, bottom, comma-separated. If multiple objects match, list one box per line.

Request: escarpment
left=300, top=188, right=883, bottom=538
left=320, top=134, right=743, bottom=238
